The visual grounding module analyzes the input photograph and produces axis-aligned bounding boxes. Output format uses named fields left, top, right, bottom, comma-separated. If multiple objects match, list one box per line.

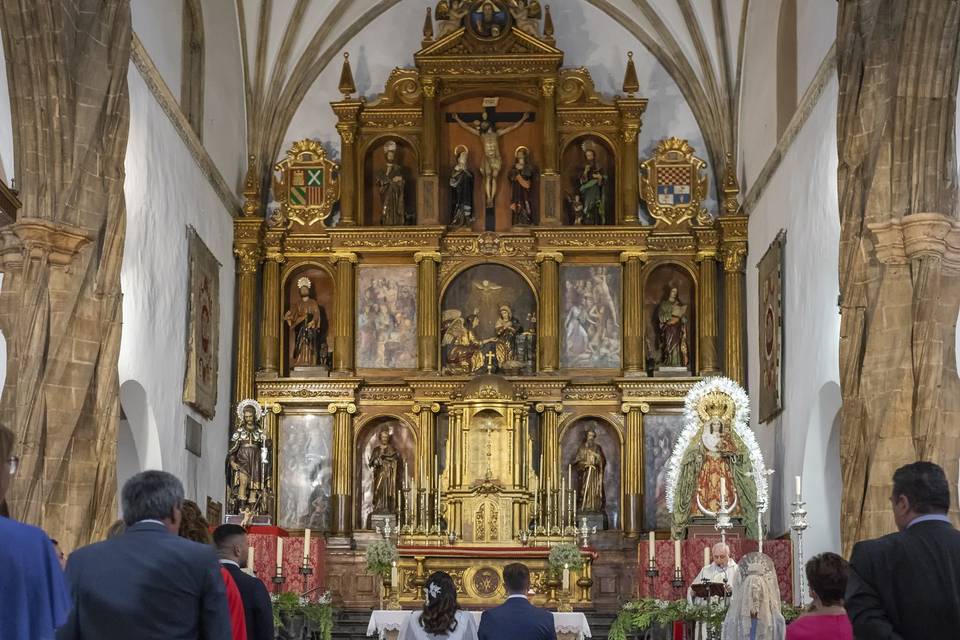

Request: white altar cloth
left=366, top=609, right=592, bottom=640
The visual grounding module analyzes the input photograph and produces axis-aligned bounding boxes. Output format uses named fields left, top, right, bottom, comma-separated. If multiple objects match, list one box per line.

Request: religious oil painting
left=560, top=418, right=621, bottom=530
left=278, top=413, right=333, bottom=531
left=284, top=266, right=335, bottom=373
left=356, top=265, right=418, bottom=369
left=440, top=264, right=536, bottom=375
left=644, top=264, right=695, bottom=374
left=356, top=418, right=416, bottom=529
left=643, top=413, right=685, bottom=529
left=182, top=226, right=220, bottom=419
left=757, top=231, right=785, bottom=422
left=560, top=265, right=622, bottom=369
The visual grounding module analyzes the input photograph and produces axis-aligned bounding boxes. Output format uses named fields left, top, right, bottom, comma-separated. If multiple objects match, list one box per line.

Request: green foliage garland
left=365, top=539, right=398, bottom=579
left=610, top=599, right=806, bottom=640
left=547, top=542, right=584, bottom=576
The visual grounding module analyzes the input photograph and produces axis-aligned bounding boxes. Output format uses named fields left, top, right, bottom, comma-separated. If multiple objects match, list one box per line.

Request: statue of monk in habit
left=227, top=400, right=270, bottom=515
left=375, top=140, right=408, bottom=225
left=369, top=428, right=401, bottom=514
left=574, top=429, right=606, bottom=513
left=284, top=276, right=329, bottom=368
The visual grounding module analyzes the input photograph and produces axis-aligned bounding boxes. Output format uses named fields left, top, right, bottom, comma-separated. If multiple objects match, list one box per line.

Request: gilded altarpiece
left=232, top=0, right=748, bottom=610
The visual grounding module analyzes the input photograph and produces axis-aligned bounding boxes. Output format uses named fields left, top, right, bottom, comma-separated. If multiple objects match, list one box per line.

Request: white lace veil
left=720, top=552, right=786, bottom=640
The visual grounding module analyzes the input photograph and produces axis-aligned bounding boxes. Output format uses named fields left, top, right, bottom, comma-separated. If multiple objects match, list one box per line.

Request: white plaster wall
left=796, top=1, right=836, bottom=96
left=132, top=0, right=184, bottom=98
left=0, top=25, right=13, bottom=184
left=284, top=0, right=716, bottom=209
left=745, top=78, right=841, bottom=566
left=121, top=65, right=235, bottom=506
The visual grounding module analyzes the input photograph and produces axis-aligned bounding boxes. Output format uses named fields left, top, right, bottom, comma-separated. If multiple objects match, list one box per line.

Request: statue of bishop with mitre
left=667, top=378, right=767, bottom=540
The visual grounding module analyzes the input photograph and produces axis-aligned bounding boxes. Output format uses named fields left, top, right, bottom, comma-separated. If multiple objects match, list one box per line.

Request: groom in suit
left=479, top=563, right=556, bottom=640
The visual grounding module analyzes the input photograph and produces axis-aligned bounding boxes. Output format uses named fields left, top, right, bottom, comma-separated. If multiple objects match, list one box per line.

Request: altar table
left=366, top=610, right=591, bottom=640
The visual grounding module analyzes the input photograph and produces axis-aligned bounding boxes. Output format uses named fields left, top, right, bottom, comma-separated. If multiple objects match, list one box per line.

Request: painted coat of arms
left=273, top=139, right=340, bottom=227
left=640, top=137, right=708, bottom=226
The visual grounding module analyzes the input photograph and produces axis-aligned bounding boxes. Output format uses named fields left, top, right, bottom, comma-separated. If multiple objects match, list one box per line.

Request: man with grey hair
left=57, top=470, right=231, bottom=640
left=687, top=541, right=741, bottom=602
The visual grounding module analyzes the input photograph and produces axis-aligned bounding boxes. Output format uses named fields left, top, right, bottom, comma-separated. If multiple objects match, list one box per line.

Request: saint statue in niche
left=375, top=140, right=408, bottom=225
left=656, top=285, right=689, bottom=368
left=577, top=140, right=607, bottom=224
left=368, top=428, right=401, bottom=514
left=449, top=145, right=475, bottom=227
left=227, top=400, right=271, bottom=516
left=508, top=146, right=537, bottom=225
left=574, top=429, right=606, bottom=513
left=284, top=277, right=329, bottom=368
left=452, top=109, right=530, bottom=208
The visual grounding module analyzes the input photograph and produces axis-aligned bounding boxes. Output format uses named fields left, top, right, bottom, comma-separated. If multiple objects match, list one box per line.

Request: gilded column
left=331, top=56, right=362, bottom=227
left=536, top=252, right=563, bottom=371
left=621, top=402, right=649, bottom=536
left=539, top=78, right=562, bottom=225
left=415, top=251, right=441, bottom=371
left=616, top=54, right=648, bottom=225
left=331, top=252, right=358, bottom=374
left=620, top=251, right=647, bottom=373
left=413, top=402, right=441, bottom=523
left=721, top=243, right=747, bottom=385
left=328, top=401, right=357, bottom=535
left=262, top=404, right=281, bottom=523
left=535, top=403, right=563, bottom=516
left=696, top=236, right=720, bottom=375
left=258, top=230, right=284, bottom=376
left=233, top=228, right=262, bottom=403
left=419, top=77, right=441, bottom=224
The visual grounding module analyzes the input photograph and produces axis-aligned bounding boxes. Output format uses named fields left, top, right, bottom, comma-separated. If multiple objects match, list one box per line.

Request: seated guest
left=0, top=423, right=70, bottom=640
left=786, top=553, right=852, bottom=640
left=688, top=542, right=740, bottom=601
left=479, top=563, right=555, bottom=640
left=213, top=524, right=275, bottom=640
left=846, top=461, right=960, bottom=640
left=180, top=501, right=247, bottom=640
left=57, top=470, right=231, bottom=640
left=399, top=571, right=478, bottom=640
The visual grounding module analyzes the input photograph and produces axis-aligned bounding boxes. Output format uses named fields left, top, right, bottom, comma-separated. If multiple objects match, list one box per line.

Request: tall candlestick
left=568, top=464, right=572, bottom=487
left=561, top=477, right=566, bottom=524
left=720, top=477, right=727, bottom=504
left=303, top=529, right=311, bottom=562
left=276, top=537, right=284, bottom=576
left=674, top=539, right=681, bottom=570
left=391, top=561, right=399, bottom=589
left=562, top=564, right=570, bottom=591
left=795, top=475, right=802, bottom=500
left=703, top=546, right=710, bottom=568
left=247, top=546, right=255, bottom=574
left=648, top=531, right=655, bottom=562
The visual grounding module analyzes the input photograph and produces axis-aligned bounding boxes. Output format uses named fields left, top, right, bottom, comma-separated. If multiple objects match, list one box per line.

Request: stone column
left=536, top=252, right=563, bottom=371
left=535, top=402, right=563, bottom=521
left=720, top=243, right=746, bottom=386
left=621, top=402, right=649, bottom=536
left=233, top=240, right=262, bottom=403
left=418, top=77, right=440, bottom=224
left=328, top=402, right=357, bottom=536
left=415, top=251, right=441, bottom=371
left=695, top=229, right=720, bottom=375
left=413, top=402, right=441, bottom=523
left=258, top=230, right=284, bottom=376
left=330, top=252, right=357, bottom=374
left=620, top=251, right=647, bottom=374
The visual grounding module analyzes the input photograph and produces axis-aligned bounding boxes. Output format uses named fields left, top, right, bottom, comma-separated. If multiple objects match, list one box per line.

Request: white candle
left=562, top=564, right=570, bottom=591
left=247, top=546, right=255, bottom=574
left=568, top=464, right=572, bottom=487
left=795, top=475, right=802, bottom=501
left=276, top=537, right=284, bottom=576
left=704, top=546, right=711, bottom=568
left=674, top=539, right=681, bottom=569
left=303, top=529, right=311, bottom=561
left=648, top=531, right=656, bottom=562
left=720, top=477, right=727, bottom=504
left=391, top=561, right=399, bottom=589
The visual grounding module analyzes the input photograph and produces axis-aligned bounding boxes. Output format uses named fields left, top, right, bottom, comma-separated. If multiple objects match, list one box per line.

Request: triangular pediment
left=416, top=25, right=563, bottom=63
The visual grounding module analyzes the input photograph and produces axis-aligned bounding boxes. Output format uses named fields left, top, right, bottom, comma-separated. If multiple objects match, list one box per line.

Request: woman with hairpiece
left=398, top=571, right=478, bottom=640
left=178, top=499, right=248, bottom=640
left=785, top=552, right=853, bottom=640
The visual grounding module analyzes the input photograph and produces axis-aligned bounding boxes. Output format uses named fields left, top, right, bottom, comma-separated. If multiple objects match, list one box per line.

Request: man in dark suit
left=213, top=524, right=275, bottom=640
left=479, top=562, right=556, bottom=640
left=57, top=470, right=231, bottom=640
left=846, top=461, right=960, bottom=639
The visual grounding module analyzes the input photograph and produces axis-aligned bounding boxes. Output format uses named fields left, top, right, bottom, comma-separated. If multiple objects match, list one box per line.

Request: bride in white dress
left=398, top=571, right=479, bottom=640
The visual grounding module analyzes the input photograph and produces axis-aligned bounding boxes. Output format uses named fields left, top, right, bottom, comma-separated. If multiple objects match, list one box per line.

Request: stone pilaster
left=536, top=252, right=563, bottom=371
left=415, top=251, right=441, bottom=371
left=328, top=401, right=357, bottom=536
left=621, top=402, right=649, bottom=536
left=330, top=252, right=357, bottom=374
left=620, top=251, right=647, bottom=373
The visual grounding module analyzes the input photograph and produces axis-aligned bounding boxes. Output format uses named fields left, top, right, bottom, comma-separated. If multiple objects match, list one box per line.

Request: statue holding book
left=656, top=286, right=689, bottom=368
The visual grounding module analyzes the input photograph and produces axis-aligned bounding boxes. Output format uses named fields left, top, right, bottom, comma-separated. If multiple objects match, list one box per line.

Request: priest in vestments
left=687, top=542, right=740, bottom=603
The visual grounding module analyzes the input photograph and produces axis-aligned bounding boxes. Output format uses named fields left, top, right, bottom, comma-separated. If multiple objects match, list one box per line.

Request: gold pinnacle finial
left=721, top=152, right=741, bottom=216
left=543, top=5, right=555, bottom=40
left=423, top=7, right=434, bottom=42
left=338, top=52, right=356, bottom=98
left=241, top=154, right=260, bottom=217
left=622, top=51, right=640, bottom=96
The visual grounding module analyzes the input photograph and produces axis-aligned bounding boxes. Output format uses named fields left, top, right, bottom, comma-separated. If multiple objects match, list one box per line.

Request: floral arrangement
left=365, top=539, right=398, bottom=579
left=547, top=542, right=584, bottom=576
left=664, top=376, right=769, bottom=514
left=271, top=591, right=334, bottom=640
left=609, top=598, right=805, bottom=640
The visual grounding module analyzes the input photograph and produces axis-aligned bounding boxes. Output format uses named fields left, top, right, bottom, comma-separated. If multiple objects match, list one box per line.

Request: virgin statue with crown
left=666, top=377, right=769, bottom=540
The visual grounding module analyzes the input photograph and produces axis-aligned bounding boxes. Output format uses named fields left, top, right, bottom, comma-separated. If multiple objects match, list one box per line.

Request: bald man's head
left=712, top=542, right=730, bottom=567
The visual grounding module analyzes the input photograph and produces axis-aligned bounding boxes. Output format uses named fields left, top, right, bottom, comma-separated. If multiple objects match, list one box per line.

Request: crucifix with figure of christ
left=448, top=97, right=536, bottom=230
